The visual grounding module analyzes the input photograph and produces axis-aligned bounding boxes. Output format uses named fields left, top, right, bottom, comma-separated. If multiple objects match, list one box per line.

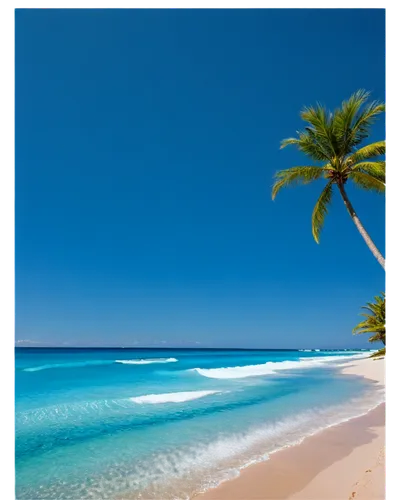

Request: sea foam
left=23, top=357, right=179, bottom=371
left=23, top=360, right=114, bottom=372
left=130, top=390, right=218, bottom=404
left=192, top=354, right=366, bottom=379
left=24, top=358, right=179, bottom=371
left=115, top=358, right=178, bottom=365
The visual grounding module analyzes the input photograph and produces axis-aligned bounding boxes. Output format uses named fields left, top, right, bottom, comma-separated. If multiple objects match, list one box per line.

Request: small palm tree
left=353, top=292, right=385, bottom=358
left=272, top=90, right=385, bottom=269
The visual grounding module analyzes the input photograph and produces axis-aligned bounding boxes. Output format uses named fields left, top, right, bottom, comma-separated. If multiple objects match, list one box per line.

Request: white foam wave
left=192, top=354, right=366, bottom=379
left=298, top=354, right=366, bottom=362
left=24, top=357, right=178, bottom=371
left=115, top=358, right=178, bottom=365
left=130, top=390, right=218, bottom=404
left=23, top=360, right=114, bottom=372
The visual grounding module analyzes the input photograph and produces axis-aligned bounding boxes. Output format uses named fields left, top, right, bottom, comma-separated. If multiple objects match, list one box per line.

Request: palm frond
left=347, top=141, right=385, bottom=164
left=349, top=171, right=385, bottom=193
left=311, top=181, right=333, bottom=243
left=353, top=325, right=384, bottom=336
left=351, top=161, right=385, bottom=182
left=363, top=295, right=385, bottom=313
left=361, top=297, right=380, bottom=316
left=354, top=309, right=384, bottom=323
left=370, top=347, right=385, bottom=358
left=271, top=166, right=326, bottom=200
left=349, top=101, right=385, bottom=147
left=332, top=90, right=370, bottom=155
left=280, top=133, right=332, bottom=162
left=301, top=105, right=337, bottom=156
left=368, top=332, right=385, bottom=343
left=353, top=292, right=385, bottom=349
left=280, top=138, right=301, bottom=149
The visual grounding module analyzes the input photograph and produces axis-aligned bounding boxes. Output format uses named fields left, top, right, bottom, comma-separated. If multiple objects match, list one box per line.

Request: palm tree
left=353, top=292, right=385, bottom=358
left=272, top=90, right=385, bottom=269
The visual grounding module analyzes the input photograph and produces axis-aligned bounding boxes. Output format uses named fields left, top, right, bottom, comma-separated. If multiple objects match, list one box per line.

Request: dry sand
left=198, top=357, right=385, bottom=500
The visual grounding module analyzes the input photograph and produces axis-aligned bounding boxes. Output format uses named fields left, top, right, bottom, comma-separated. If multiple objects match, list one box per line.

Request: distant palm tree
left=353, top=292, right=385, bottom=357
left=272, top=90, right=385, bottom=269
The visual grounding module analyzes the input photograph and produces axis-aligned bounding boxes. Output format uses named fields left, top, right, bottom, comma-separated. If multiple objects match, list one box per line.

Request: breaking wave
left=115, top=358, right=178, bottom=365
left=130, top=391, right=219, bottom=404
left=192, top=354, right=366, bottom=379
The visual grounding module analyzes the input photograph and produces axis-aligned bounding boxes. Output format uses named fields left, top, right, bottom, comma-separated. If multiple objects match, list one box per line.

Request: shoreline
left=198, top=357, right=385, bottom=500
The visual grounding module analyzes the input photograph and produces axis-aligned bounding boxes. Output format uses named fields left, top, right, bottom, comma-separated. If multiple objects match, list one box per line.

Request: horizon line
left=15, top=345, right=373, bottom=350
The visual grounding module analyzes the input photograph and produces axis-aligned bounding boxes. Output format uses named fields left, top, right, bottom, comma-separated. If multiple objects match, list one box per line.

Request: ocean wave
left=130, top=390, right=219, bottom=404
left=23, top=360, right=114, bottom=372
left=16, top=391, right=220, bottom=430
left=192, top=354, right=366, bottom=379
left=115, top=358, right=178, bottom=365
left=23, top=357, right=179, bottom=371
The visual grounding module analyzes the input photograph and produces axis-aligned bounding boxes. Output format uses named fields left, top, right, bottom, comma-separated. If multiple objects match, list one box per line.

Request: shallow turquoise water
left=15, top=348, right=383, bottom=499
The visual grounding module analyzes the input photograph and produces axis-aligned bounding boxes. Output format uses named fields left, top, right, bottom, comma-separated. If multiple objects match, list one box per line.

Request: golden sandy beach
left=198, top=357, right=385, bottom=500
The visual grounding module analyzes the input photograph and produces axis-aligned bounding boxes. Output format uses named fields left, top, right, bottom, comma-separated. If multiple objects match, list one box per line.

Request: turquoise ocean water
left=15, top=348, right=384, bottom=499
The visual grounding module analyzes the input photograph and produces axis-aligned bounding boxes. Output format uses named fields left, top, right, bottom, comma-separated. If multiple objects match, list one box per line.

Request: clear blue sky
left=15, top=9, right=385, bottom=349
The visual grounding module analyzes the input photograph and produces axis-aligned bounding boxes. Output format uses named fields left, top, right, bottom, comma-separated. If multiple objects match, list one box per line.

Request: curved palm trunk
left=337, top=182, right=385, bottom=270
